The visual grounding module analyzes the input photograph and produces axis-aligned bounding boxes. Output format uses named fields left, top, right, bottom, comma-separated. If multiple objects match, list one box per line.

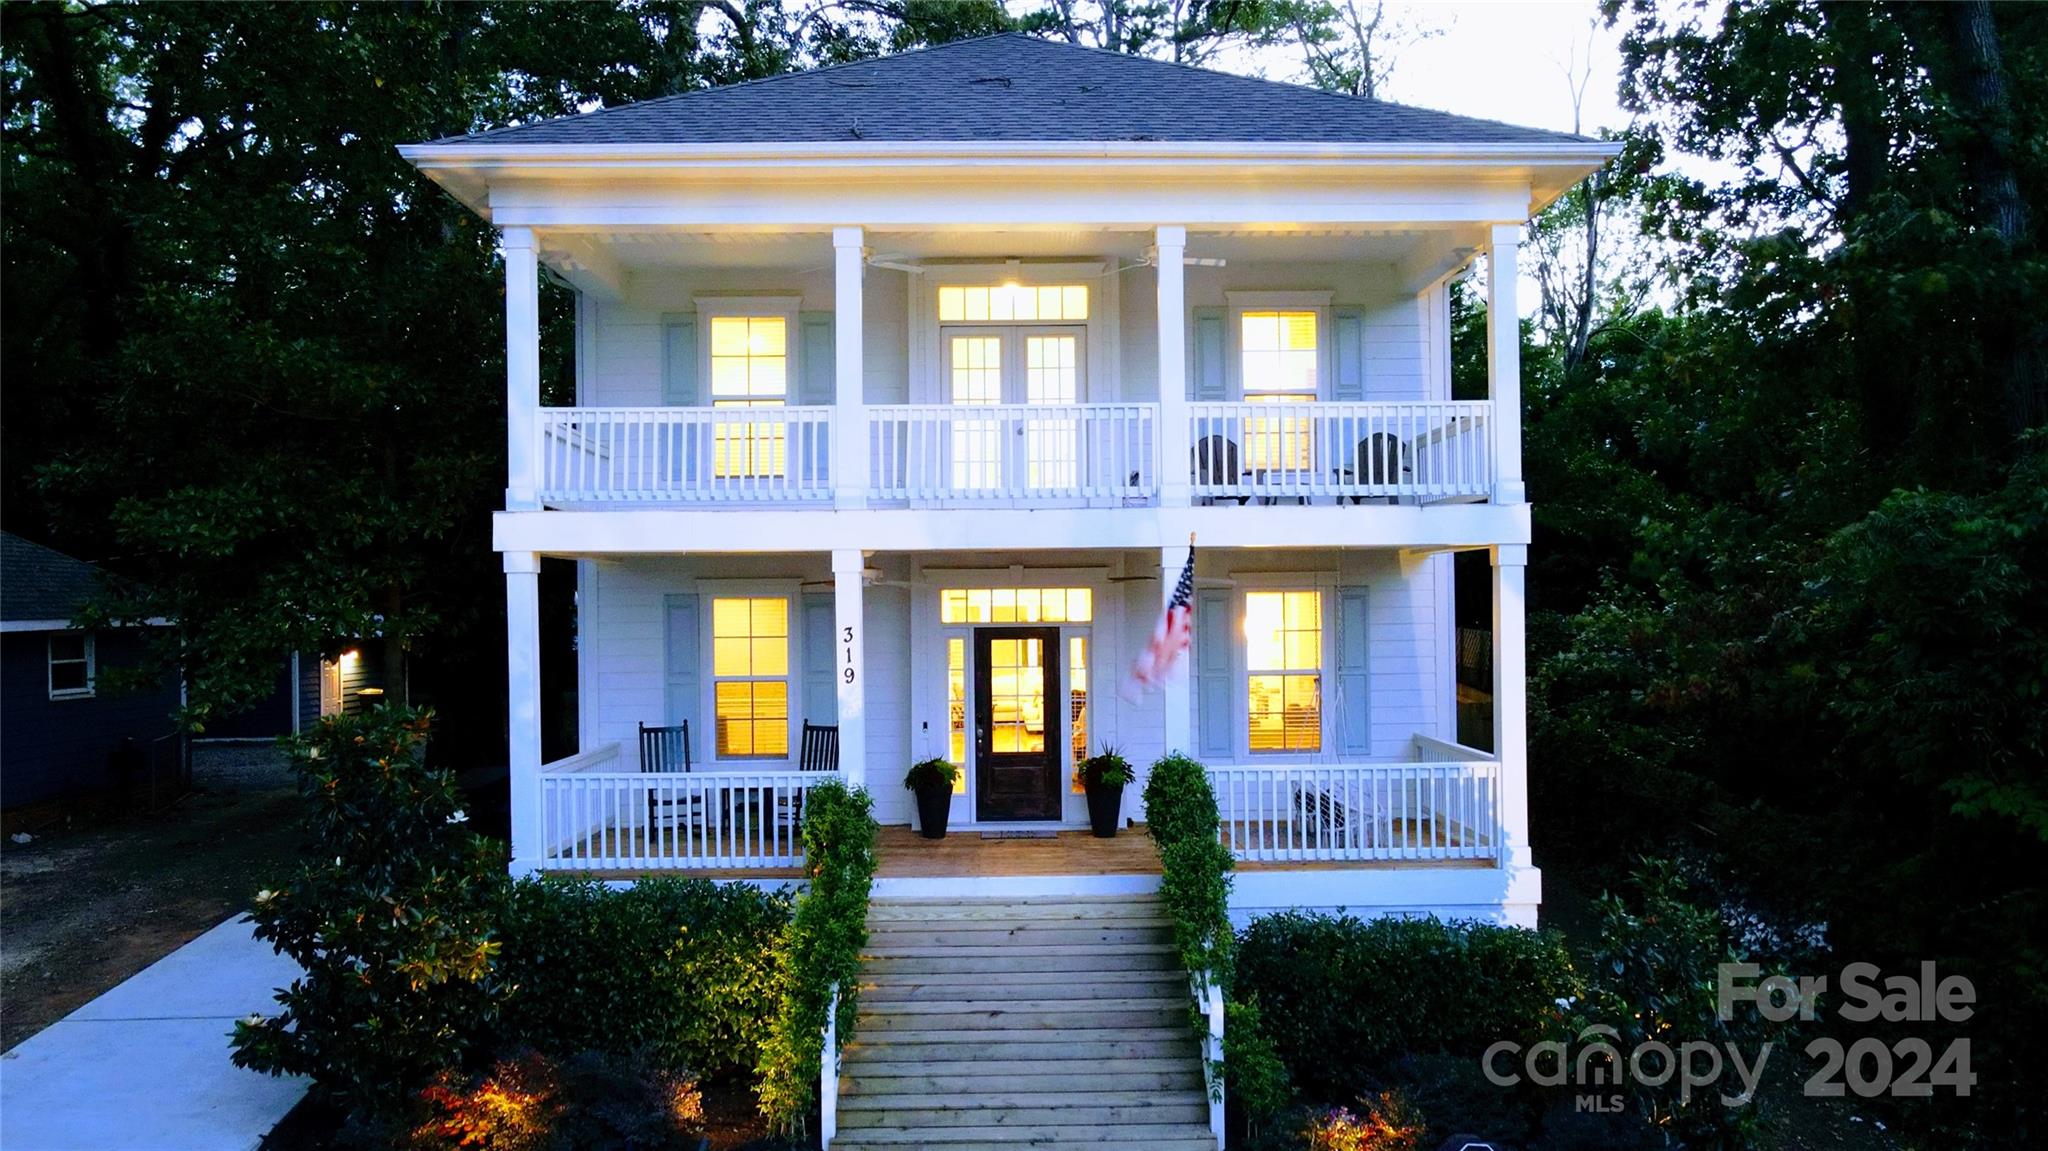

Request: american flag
left=1123, top=549, right=1196, bottom=702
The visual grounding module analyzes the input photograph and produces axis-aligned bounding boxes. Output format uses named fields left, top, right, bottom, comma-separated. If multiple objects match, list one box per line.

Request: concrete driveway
left=0, top=915, right=307, bottom=1151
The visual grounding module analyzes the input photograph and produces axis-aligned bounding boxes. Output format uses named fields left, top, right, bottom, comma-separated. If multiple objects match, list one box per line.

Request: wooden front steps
left=833, top=894, right=1215, bottom=1151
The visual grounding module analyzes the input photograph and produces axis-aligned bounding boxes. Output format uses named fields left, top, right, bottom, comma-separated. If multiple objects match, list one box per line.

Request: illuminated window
left=711, top=597, right=789, bottom=758
left=948, top=335, right=1004, bottom=490
left=986, top=636, right=1047, bottom=754
left=708, top=315, right=787, bottom=478
left=939, top=284, right=1089, bottom=323
left=1241, top=311, right=1317, bottom=472
left=1069, top=635, right=1089, bottom=792
left=939, top=587, right=1093, bottom=624
left=1245, top=591, right=1322, bottom=753
left=1025, top=335, right=1080, bottom=488
left=946, top=637, right=968, bottom=793
left=47, top=633, right=94, bottom=700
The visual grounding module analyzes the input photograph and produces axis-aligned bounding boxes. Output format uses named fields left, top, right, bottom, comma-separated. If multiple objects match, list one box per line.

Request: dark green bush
left=1143, top=752, right=1234, bottom=982
left=757, top=781, right=877, bottom=1132
left=1143, top=750, right=1222, bottom=846
left=495, top=876, right=789, bottom=1078
left=232, top=708, right=509, bottom=1117
left=1224, top=996, right=1293, bottom=1137
left=1236, top=912, right=1580, bottom=1102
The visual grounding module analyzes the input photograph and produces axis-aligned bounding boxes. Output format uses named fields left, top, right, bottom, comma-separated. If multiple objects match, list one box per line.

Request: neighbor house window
left=939, top=284, right=1089, bottom=323
left=1244, top=590, right=1322, bottom=753
left=711, top=597, right=789, bottom=758
left=1241, top=311, right=1318, bottom=472
left=48, top=633, right=95, bottom=700
left=708, top=315, right=788, bottom=478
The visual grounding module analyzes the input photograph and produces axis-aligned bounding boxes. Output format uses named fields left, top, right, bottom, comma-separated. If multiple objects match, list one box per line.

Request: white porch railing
left=1188, top=401, right=1492, bottom=503
left=1206, top=745, right=1499, bottom=863
left=867, top=403, right=1157, bottom=506
left=540, top=752, right=843, bottom=870
left=538, top=406, right=834, bottom=505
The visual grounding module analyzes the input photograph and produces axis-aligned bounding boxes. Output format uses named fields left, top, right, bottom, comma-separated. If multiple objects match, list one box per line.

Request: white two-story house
left=403, top=34, right=1614, bottom=928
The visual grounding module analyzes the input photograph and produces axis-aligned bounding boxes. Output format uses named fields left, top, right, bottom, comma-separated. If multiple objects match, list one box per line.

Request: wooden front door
left=973, top=627, right=1062, bottom=821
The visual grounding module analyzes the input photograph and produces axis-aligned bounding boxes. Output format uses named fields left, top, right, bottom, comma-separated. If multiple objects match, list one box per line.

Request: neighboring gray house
left=0, top=532, right=183, bottom=811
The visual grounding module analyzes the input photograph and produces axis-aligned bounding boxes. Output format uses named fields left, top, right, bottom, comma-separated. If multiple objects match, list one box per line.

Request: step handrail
left=821, top=981, right=840, bottom=1149
left=1193, top=972, right=1224, bottom=1149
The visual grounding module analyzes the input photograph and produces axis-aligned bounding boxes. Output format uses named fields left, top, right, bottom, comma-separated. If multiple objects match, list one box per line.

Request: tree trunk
left=1821, top=1, right=1908, bottom=451
left=1945, top=0, right=2044, bottom=444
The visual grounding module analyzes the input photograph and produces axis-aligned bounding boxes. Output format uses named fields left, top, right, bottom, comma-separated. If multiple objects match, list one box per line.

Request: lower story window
left=1245, top=590, right=1321, bottom=752
left=711, top=596, right=789, bottom=758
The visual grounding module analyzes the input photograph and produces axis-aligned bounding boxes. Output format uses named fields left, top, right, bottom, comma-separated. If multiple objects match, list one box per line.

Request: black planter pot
left=1084, top=781, right=1125, bottom=838
left=913, top=782, right=952, bottom=839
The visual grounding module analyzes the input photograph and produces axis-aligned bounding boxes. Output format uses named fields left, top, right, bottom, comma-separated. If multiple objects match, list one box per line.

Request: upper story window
left=1241, top=310, right=1318, bottom=471
left=939, top=284, right=1089, bottom=323
left=707, top=315, right=788, bottom=477
left=48, top=633, right=95, bottom=700
left=1244, top=590, right=1321, bottom=753
left=710, top=596, right=789, bottom=758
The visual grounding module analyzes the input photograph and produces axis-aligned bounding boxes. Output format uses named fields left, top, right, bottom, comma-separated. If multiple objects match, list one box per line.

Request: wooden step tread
left=861, top=996, right=1183, bottom=1014
left=863, top=942, right=1175, bottom=958
left=841, top=1089, right=1208, bottom=1112
left=845, top=1026, right=1193, bottom=1047
left=826, top=1122, right=1215, bottom=1146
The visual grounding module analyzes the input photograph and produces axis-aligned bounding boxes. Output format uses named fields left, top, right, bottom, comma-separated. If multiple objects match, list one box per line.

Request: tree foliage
left=1521, top=2, right=2048, bottom=1140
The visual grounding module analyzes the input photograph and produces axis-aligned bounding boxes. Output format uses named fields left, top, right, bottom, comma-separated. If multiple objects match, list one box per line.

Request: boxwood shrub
left=1236, top=911, right=1581, bottom=1102
left=494, top=876, right=791, bottom=1079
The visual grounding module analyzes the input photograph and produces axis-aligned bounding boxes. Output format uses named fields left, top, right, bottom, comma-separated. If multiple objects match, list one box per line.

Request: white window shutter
left=799, top=312, right=835, bottom=405
left=1191, top=307, right=1228, bottom=401
left=801, top=592, right=837, bottom=724
left=663, top=316, right=699, bottom=406
left=1336, top=587, right=1371, bottom=756
left=664, top=595, right=702, bottom=740
left=1331, top=307, right=1367, bottom=401
left=1195, top=588, right=1234, bottom=759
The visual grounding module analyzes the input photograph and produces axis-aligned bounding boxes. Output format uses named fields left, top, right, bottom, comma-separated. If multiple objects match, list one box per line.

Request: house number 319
left=841, top=626, right=857, bottom=683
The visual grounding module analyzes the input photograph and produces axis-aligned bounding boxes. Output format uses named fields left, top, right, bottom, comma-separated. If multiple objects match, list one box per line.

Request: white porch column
left=1492, top=544, right=1531, bottom=869
left=1155, top=226, right=1191, bottom=507
left=501, top=226, right=541, bottom=511
left=832, top=549, right=868, bottom=791
left=1486, top=223, right=1524, bottom=505
left=1160, top=543, right=1193, bottom=757
left=505, top=550, right=543, bottom=873
left=833, top=227, right=869, bottom=509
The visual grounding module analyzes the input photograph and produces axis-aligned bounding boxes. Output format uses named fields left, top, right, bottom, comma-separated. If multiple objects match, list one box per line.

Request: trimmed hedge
left=1142, top=752, right=1235, bottom=985
left=494, top=876, right=790, bottom=1079
left=1236, top=912, right=1581, bottom=1102
left=756, top=781, right=877, bottom=1133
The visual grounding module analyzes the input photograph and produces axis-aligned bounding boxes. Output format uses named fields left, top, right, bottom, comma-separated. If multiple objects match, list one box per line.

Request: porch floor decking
left=556, top=821, right=1494, bottom=881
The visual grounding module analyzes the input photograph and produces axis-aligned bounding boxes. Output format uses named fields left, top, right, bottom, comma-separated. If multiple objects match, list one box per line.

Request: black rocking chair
left=638, top=721, right=704, bottom=840
left=781, top=721, right=841, bottom=831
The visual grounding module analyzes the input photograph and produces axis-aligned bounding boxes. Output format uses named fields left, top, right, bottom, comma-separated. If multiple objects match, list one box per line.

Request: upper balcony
left=499, top=221, right=1533, bottom=530
left=535, top=399, right=1494, bottom=508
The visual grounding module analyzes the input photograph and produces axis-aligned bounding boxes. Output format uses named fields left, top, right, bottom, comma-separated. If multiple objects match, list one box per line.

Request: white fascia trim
left=400, top=140, right=1623, bottom=168
left=0, top=617, right=173, bottom=633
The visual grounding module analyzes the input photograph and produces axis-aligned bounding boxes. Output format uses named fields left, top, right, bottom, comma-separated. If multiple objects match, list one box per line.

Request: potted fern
left=904, top=757, right=959, bottom=839
left=1077, top=746, right=1135, bottom=838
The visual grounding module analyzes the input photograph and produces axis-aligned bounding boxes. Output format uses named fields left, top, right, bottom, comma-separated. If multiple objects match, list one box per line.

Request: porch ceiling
left=535, top=224, right=1484, bottom=291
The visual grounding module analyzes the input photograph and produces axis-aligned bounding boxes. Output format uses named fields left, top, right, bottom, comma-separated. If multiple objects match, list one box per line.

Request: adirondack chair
left=1191, top=435, right=1251, bottom=506
left=638, top=722, right=704, bottom=843
left=1351, top=432, right=1413, bottom=505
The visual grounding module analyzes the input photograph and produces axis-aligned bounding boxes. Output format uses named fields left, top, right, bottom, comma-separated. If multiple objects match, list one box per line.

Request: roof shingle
left=430, top=34, right=1591, bottom=148
left=1, top=532, right=112, bottom=624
